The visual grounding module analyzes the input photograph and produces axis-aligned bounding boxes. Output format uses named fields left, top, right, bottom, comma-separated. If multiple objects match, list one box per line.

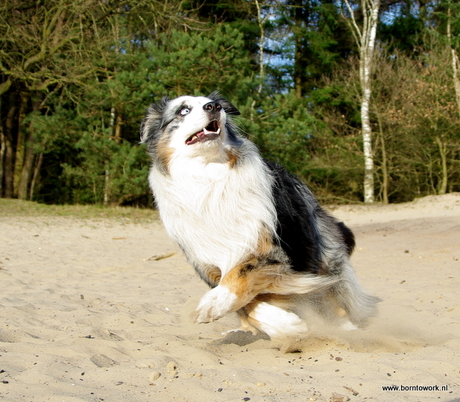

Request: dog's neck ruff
left=149, top=141, right=277, bottom=276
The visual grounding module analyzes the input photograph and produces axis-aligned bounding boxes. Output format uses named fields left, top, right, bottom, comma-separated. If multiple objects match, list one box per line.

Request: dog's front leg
left=194, top=258, right=268, bottom=323
left=194, top=285, right=240, bottom=323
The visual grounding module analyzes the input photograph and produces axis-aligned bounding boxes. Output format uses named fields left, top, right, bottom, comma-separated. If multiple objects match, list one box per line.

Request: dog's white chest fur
left=149, top=155, right=277, bottom=275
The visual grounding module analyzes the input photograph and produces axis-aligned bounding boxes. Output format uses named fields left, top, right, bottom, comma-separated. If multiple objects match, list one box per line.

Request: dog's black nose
left=203, top=102, right=222, bottom=113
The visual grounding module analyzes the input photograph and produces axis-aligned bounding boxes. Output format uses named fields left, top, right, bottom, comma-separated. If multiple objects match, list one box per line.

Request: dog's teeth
left=202, top=127, right=220, bottom=135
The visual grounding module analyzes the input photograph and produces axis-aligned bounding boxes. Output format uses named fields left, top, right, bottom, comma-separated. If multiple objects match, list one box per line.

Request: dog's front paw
left=193, top=286, right=237, bottom=323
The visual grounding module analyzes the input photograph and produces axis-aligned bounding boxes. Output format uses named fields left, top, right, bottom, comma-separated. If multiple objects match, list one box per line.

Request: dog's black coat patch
left=266, top=161, right=326, bottom=274
left=266, top=161, right=354, bottom=275
left=337, top=221, right=355, bottom=255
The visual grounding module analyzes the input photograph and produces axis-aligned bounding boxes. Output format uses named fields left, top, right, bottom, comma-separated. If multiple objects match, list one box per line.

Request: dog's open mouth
left=186, top=120, right=221, bottom=145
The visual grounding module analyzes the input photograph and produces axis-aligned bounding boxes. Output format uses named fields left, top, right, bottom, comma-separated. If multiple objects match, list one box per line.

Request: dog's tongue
left=186, top=127, right=221, bottom=145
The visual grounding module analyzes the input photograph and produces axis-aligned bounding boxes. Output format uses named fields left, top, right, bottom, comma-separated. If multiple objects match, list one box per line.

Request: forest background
left=1, top=0, right=459, bottom=206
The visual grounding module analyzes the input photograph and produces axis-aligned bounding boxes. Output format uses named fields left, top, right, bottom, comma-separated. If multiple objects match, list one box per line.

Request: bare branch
left=343, top=0, right=362, bottom=47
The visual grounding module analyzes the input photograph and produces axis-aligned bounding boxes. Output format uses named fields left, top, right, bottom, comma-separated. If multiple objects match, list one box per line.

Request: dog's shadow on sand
left=211, top=312, right=448, bottom=353
left=215, top=330, right=270, bottom=347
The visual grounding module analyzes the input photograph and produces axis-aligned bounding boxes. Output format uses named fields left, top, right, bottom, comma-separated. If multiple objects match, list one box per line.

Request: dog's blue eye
left=180, top=108, right=190, bottom=116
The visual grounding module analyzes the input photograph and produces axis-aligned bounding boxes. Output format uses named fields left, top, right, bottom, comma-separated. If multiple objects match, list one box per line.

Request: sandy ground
left=1, top=194, right=459, bottom=402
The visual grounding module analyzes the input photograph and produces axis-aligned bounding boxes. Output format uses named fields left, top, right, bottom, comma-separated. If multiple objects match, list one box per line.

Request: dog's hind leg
left=327, top=261, right=380, bottom=328
left=238, top=295, right=308, bottom=339
left=237, top=295, right=309, bottom=352
left=245, top=301, right=308, bottom=338
left=308, top=290, right=360, bottom=330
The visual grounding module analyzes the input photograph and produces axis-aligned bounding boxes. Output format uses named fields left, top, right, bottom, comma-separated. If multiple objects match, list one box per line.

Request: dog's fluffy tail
left=334, top=263, right=380, bottom=327
left=268, top=272, right=340, bottom=295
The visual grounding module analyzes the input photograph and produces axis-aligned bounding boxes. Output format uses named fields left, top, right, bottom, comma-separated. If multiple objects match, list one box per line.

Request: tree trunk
left=380, top=133, right=388, bottom=204
left=114, top=113, right=122, bottom=144
left=13, top=92, right=29, bottom=197
left=435, top=137, right=447, bottom=195
left=360, top=0, right=379, bottom=203
left=29, top=152, right=43, bottom=201
left=105, top=106, right=117, bottom=205
left=447, top=5, right=460, bottom=119
left=3, top=94, right=17, bottom=198
left=3, top=132, right=15, bottom=198
left=17, top=96, right=41, bottom=200
left=376, top=112, right=388, bottom=204
left=0, top=125, right=5, bottom=197
left=343, top=0, right=380, bottom=203
left=361, top=77, right=375, bottom=203
left=17, top=138, right=35, bottom=200
left=293, top=0, right=306, bottom=99
left=255, top=0, right=265, bottom=94
left=104, top=164, right=110, bottom=206
left=451, top=49, right=460, bottom=119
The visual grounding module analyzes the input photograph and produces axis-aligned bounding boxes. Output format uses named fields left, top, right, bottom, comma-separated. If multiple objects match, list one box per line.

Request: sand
left=1, top=194, right=459, bottom=402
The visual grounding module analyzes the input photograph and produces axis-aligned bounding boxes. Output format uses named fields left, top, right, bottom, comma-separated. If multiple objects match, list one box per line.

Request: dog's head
left=141, top=92, right=242, bottom=172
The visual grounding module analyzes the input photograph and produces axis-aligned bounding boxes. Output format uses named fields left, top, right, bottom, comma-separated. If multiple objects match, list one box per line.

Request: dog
left=141, top=92, right=379, bottom=345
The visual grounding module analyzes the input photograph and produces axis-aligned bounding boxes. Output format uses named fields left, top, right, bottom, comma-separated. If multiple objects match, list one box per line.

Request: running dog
left=141, top=92, right=379, bottom=343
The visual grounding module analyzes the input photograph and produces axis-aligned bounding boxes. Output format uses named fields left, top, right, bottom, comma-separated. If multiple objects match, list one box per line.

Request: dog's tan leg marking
left=256, top=228, right=274, bottom=255
left=194, top=257, right=272, bottom=323
left=237, top=313, right=260, bottom=334
left=219, top=258, right=270, bottom=304
left=200, top=265, right=221, bottom=288
left=194, top=231, right=278, bottom=324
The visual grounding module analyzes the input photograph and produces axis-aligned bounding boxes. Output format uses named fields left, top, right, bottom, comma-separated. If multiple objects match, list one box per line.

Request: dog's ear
left=140, top=96, right=170, bottom=144
left=208, top=91, right=241, bottom=116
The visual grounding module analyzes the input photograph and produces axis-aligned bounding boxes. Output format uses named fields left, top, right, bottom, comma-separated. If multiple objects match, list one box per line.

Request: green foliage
left=144, top=25, right=255, bottom=100
left=379, top=14, right=425, bottom=54
left=239, top=91, right=363, bottom=202
left=245, top=92, right=314, bottom=173
left=13, top=22, right=257, bottom=205
left=1, top=0, right=460, bottom=206
left=62, top=133, right=149, bottom=205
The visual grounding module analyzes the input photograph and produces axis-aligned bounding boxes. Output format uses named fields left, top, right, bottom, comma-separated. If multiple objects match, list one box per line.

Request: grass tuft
left=0, top=199, right=159, bottom=223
